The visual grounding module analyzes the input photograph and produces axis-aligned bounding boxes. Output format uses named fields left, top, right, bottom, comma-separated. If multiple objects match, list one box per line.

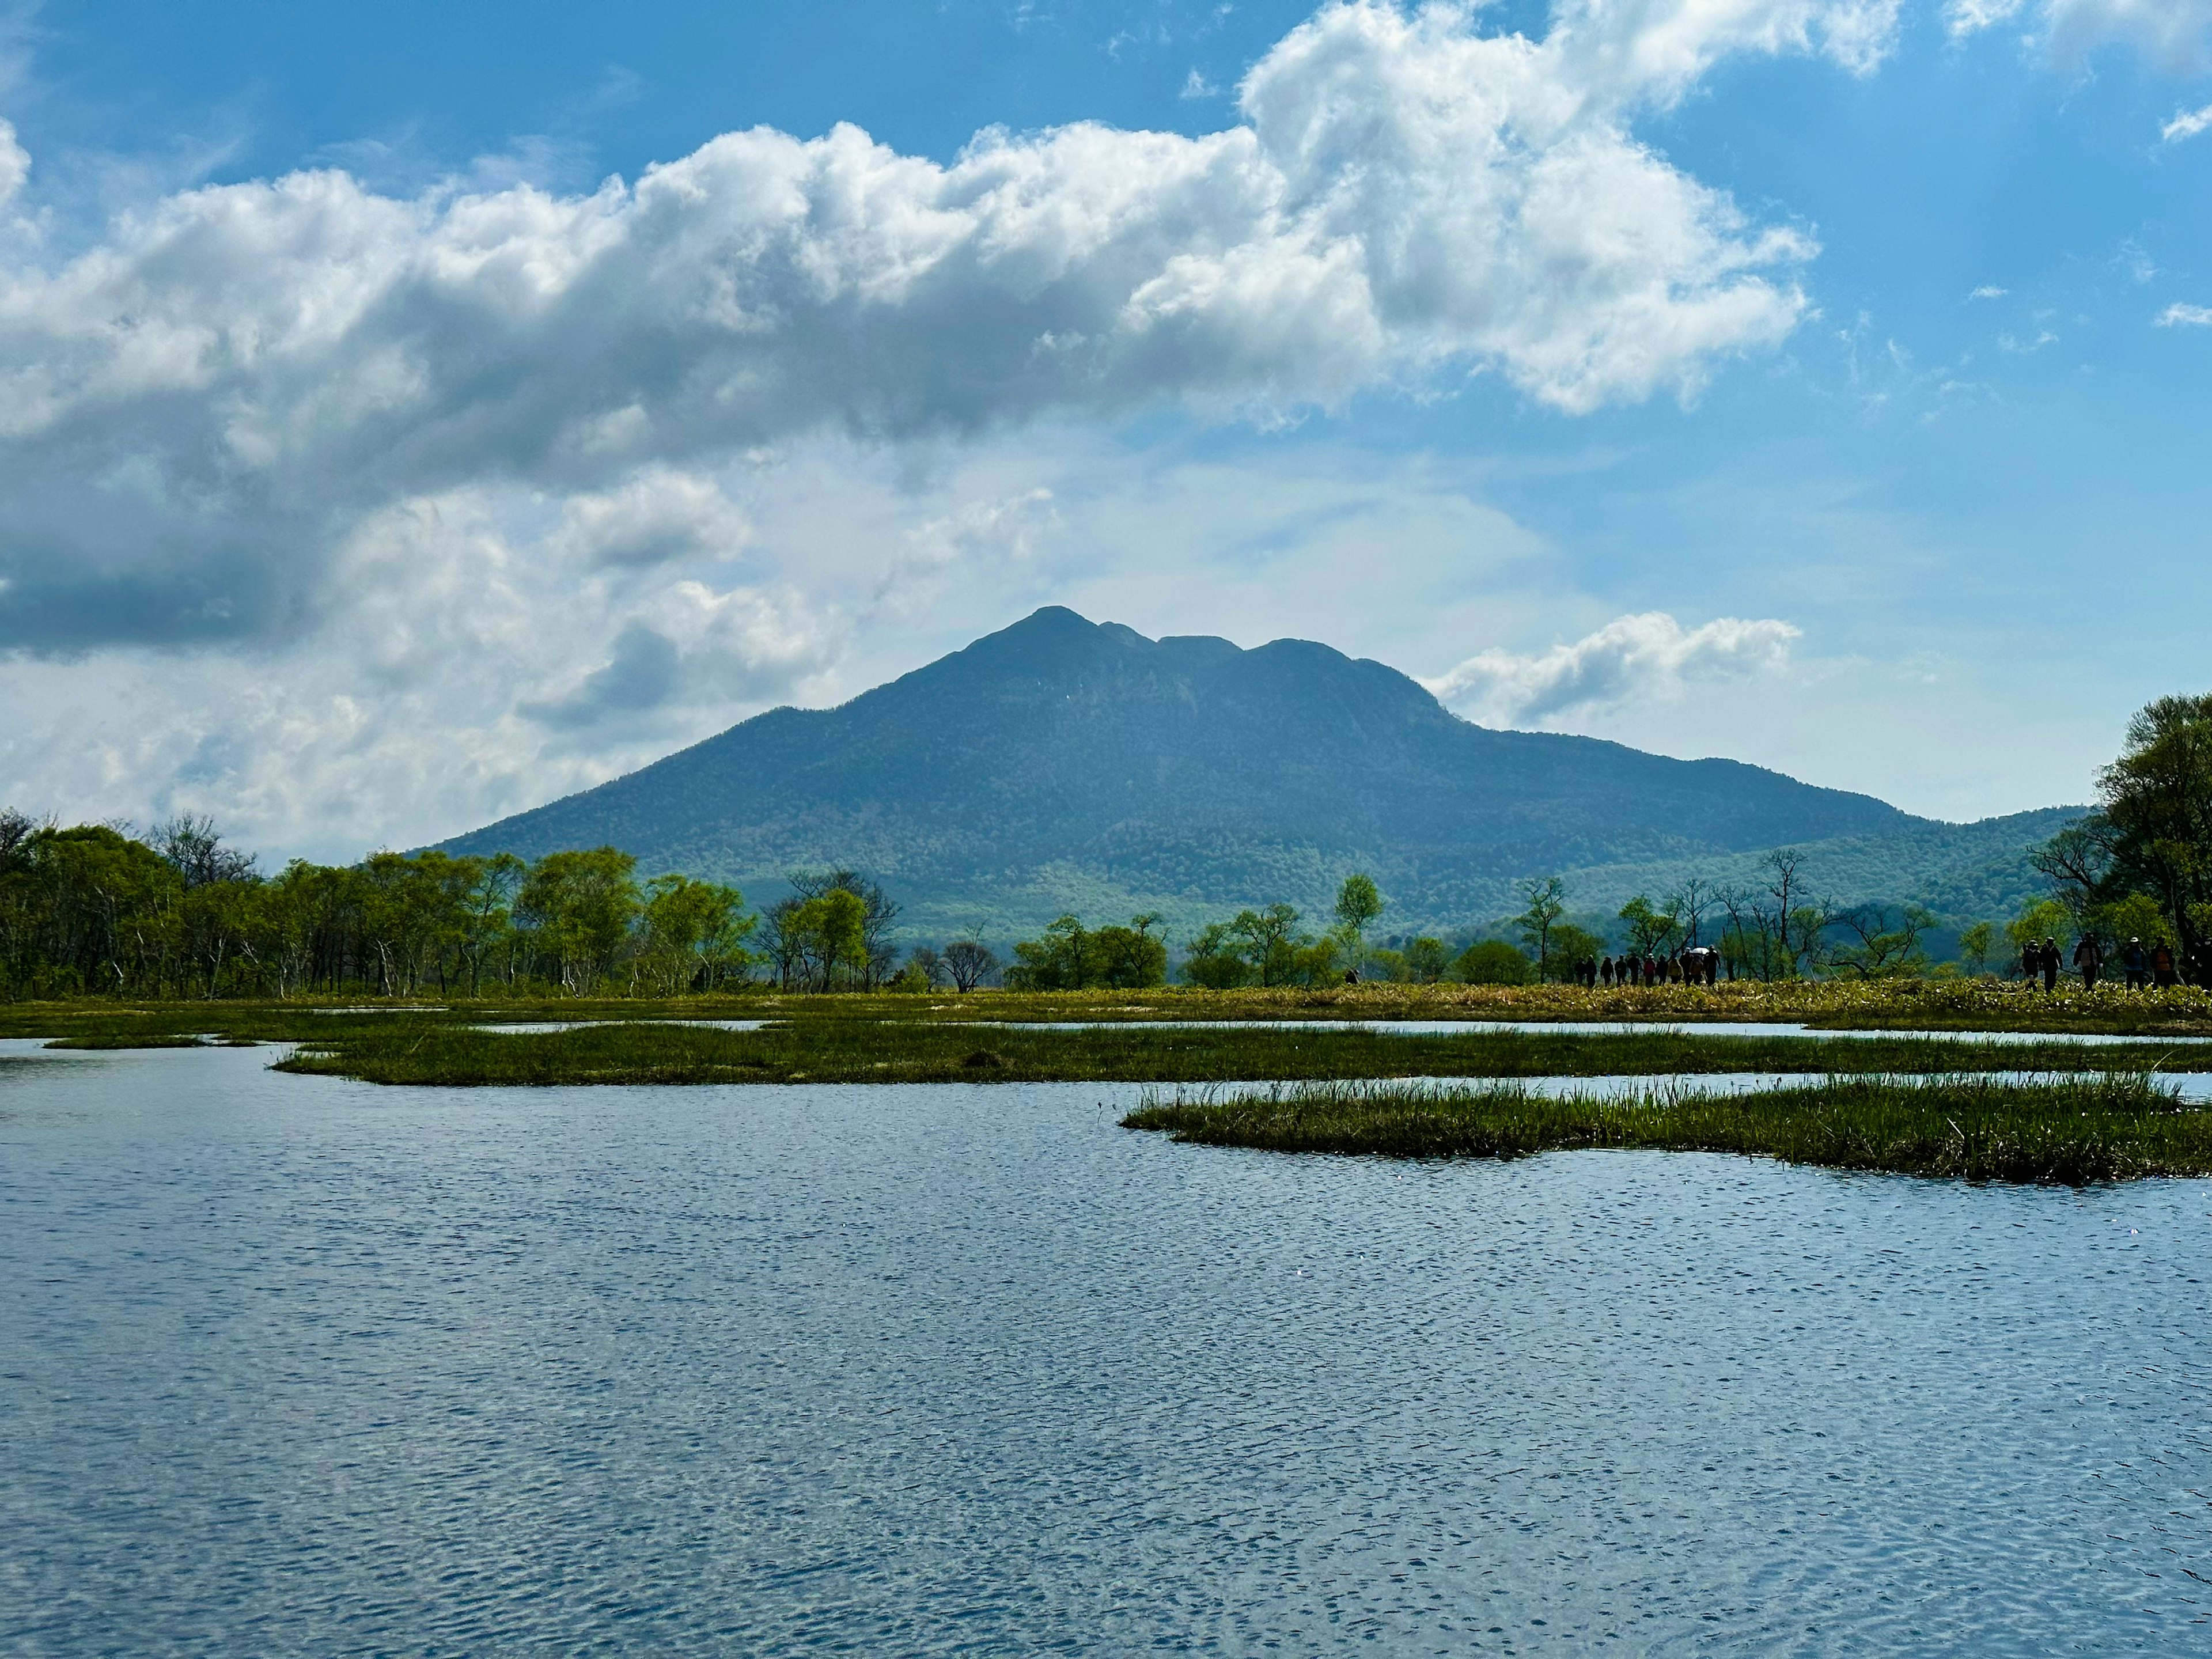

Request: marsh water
left=3, top=1044, right=2209, bottom=1654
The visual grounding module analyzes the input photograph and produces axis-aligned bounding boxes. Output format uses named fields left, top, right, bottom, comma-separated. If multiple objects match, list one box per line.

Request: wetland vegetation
left=1122, top=1073, right=2212, bottom=1184
left=251, top=1013, right=2212, bottom=1086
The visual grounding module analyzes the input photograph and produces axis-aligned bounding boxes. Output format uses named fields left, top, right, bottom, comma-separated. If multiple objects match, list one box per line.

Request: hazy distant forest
left=5, top=693, right=2210, bottom=1001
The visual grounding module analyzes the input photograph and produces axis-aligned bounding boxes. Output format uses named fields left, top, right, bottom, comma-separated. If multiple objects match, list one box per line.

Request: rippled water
left=4, top=1047, right=2209, bottom=1654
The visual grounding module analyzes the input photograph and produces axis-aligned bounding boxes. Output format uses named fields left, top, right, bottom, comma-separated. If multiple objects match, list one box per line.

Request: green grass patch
left=1122, top=1074, right=2212, bottom=1184
left=270, top=1018, right=2212, bottom=1087
left=10, top=976, right=2212, bottom=1046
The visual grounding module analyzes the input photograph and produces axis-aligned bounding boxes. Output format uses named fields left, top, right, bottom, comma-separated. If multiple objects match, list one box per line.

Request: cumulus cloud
left=2157, top=302, right=2212, bottom=327
left=551, top=467, right=752, bottom=567
left=1947, top=0, right=2212, bottom=68
left=0, top=477, right=849, bottom=856
left=0, top=0, right=1885, bottom=656
left=524, top=623, right=682, bottom=728
left=1423, top=610, right=1802, bottom=726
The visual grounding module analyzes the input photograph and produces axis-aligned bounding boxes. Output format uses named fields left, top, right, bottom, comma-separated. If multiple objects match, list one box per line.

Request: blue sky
left=2, top=0, right=2210, bottom=857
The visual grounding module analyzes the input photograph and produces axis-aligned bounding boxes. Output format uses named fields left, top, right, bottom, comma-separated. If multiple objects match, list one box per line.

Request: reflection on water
left=3, top=1048, right=2208, bottom=1654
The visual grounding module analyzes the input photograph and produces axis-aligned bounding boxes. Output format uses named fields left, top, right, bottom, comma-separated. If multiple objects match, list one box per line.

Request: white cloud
left=880, top=487, right=1060, bottom=612
left=0, top=0, right=1926, bottom=854
left=1947, top=0, right=2212, bottom=68
left=2164, top=102, right=2212, bottom=142
left=1968, top=283, right=2008, bottom=298
left=2156, top=302, right=2212, bottom=327
left=1549, top=0, right=1900, bottom=99
left=1423, top=611, right=1803, bottom=726
left=0, top=476, right=849, bottom=856
left=551, top=467, right=752, bottom=568
left=0, top=0, right=1880, bottom=657
left=0, top=118, right=24, bottom=211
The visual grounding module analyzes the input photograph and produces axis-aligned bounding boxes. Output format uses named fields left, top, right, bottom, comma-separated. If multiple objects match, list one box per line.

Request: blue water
left=3, top=1047, right=2209, bottom=1654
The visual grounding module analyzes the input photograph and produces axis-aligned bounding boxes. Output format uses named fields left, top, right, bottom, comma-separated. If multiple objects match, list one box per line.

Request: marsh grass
left=270, top=1018, right=2212, bottom=1087
left=11, top=975, right=2212, bottom=1047
left=1121, top=1074, right=2212, bottom=1184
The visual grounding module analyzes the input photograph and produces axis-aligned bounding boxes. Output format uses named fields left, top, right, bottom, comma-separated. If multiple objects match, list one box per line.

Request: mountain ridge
left=439, top=607, right=2071, bottom=938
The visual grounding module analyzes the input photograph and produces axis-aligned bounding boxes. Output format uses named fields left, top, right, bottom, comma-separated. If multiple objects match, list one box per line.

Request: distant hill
left=439, top=608, right=2074, bottom=941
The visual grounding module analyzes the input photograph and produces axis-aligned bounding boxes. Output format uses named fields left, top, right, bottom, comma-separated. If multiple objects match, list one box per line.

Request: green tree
left=2006, top=898, right=2073, bottom=976
left=1180, top=922, right=1252, bottom=988
left=783, top=870, right=901, bottom=987
left=640, top=874, right=756, bottom=994
left=1403, top=937, right=1449, bottom=983
left=2088, top=892, right=2172, bottom=956
left=1007, top=914, right=1171, bottom=990
left=1006, top=915, right=1090, bottom=990
left=2081, top=695, right=2212, bottom=960
left=518, top=848, right=643, bottom=994
left=1545, top=923, right=1604, bottom=982
left=1089, top=921, right=1169, bottom=988
left=1513, top=876, right=1567, bottom=976
left=1231, top=903, right=1306, bottom=986
left=784, top=888, right=869, bottom=990
left=1957, top=920, right=1995, bottom=976
left=1333, top=874, right=1384, bottom=974
left=1453, top=939, right=1532, bottom=985
left=1617, top=895, right=1683, bottom=959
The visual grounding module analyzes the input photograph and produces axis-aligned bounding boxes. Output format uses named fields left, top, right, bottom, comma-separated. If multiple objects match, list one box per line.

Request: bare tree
left=0, top=807, right=47, bottom=874
left=1717, top=882, right=1786, bottom=981
left=1513, top=876, right=1568, bottom=977
left=1665, top=877, right=1715, bottom=949
left=2029, top=817, right=2117, bottom=929
left=151, top=815, right=257, bottom=889
left=1825, top=903, right=1934, bottom=978
left=759, top=897, right=809, bottom=990
left=942, top=939, right=999, bottom=993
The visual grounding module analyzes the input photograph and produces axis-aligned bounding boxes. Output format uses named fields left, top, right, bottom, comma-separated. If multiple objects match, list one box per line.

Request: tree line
left=20, top=678, right=2202, bottom=1002
left=2010, top=691, right=2212, bottom=982
left=994, top=855, right=1944, bottom=990
left=0, top=809, right=922, bottom=1000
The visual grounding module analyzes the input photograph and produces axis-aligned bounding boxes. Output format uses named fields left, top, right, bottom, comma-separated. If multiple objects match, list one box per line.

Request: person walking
left=2123, top=936, right=2149, bottom=990
left=2153, top=942, right=2177, bottom=988
left=2072, top=933, right=2103, bottom=991
left=2041, top=938, right=2061, bottom=991
left=1599, top=955, right=1614, bottom=987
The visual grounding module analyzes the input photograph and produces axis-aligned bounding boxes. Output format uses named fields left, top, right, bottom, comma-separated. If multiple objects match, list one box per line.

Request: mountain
left=439, top=607, right=2074, bottom=940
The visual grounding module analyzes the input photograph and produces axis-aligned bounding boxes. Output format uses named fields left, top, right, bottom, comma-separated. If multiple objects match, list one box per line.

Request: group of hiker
left=2027, top=934, right=2194, bottom=991
left=1572, top=947, right=1721, bottom=987
left=1570, top=933, right=2198, bottom=991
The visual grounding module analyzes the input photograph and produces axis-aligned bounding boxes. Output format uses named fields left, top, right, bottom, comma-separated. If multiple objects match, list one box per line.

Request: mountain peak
left=440, top=611, right=1922, bottom=936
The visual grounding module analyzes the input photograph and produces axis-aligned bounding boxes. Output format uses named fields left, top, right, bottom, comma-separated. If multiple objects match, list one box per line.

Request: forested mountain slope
left=440, top=608, right=2061, bottom=938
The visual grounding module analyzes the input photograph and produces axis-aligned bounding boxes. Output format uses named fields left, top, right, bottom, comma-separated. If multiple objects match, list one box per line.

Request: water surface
left=3, top=1048, right=2208, bottom=1654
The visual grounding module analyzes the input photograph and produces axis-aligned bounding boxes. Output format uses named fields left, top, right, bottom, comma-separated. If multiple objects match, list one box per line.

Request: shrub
left=1454, top=939, right=1532, bottom=985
